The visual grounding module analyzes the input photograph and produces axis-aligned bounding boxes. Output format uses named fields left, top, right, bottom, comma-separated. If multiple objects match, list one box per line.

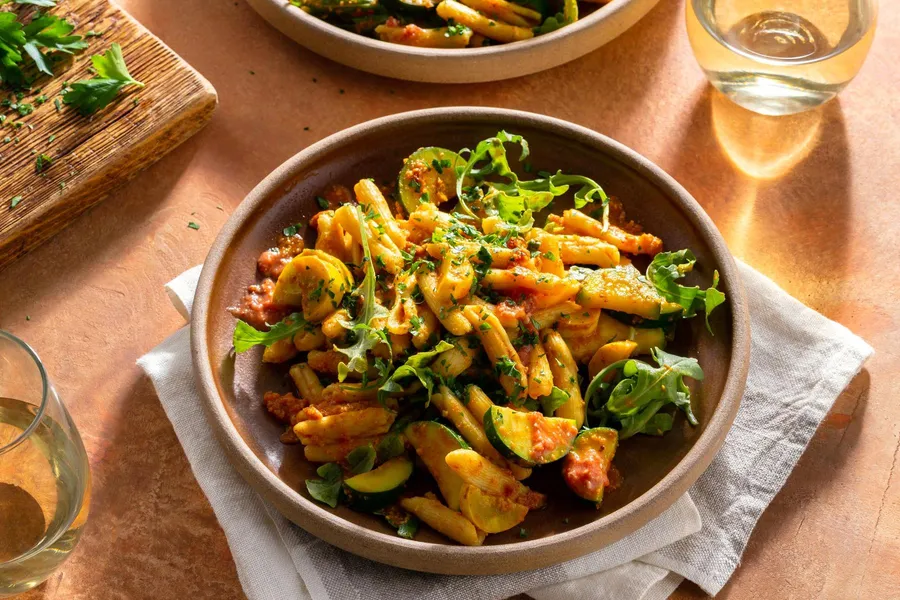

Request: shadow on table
left=714, top=367, right=871, bottom=597
left=0, top=134, right=200, bottom=317
left=665, top=85, right=852, bottom=312
left=86, top=373, right=242, bottom=599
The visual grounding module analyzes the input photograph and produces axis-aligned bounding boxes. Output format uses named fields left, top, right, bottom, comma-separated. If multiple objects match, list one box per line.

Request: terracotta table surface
left=3, top=0, right=898, bottom=598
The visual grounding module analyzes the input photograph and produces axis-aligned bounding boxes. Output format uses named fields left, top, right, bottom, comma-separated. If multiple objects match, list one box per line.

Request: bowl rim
left=191, top=107, right=751, bottom=574
left=250, top=0, right=648, bottom=59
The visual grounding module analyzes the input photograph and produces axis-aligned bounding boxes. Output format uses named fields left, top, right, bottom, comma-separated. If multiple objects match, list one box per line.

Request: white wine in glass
left=0, top=331, right=90, bottom=597
left=687, top=0, right=877, bottom=115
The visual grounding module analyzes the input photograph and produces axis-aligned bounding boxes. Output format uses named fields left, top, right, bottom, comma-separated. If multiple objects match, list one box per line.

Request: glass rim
left=0, top=329, right=50, bottom=455
left=693, top=0, right=878, bottom=68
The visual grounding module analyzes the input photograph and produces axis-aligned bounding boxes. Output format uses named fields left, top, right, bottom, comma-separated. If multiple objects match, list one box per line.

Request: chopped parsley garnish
left=34, top=153, right=52, bottom=174
left=444, top=19, right=471, bottom=37
left=187, top=221, right=200, bottom=230
left=494, top=356, right=520, bottom=379
left=283, top=223, right=302, bottom=237
left=309, top=279, right=325, bottom=302
left=9, top=195, right=23, bottom=208
left=316, top=195, right=329, bottom=209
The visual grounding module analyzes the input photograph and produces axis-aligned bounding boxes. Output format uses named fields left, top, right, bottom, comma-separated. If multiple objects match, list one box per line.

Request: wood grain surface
left=2, top=0, right=898, bottom=598
left=0, top=0, right=217, bottom=271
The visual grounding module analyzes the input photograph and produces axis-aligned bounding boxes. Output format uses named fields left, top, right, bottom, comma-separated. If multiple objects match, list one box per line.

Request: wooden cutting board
left=0, top=0, right=217, bottom=271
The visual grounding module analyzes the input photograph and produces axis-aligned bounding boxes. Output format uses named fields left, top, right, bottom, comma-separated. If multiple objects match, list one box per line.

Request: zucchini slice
left=562, top=428, right=618, bottom=506
left=343, top=456, right=414, bottom=512
left=273, top=249, right=354, bottom=322
left=459, top=484, right=528, bottom=534
left=397, top=147, right=465, bottom=215
left=483, top=406, right=577, bottom=466
left=575, top=264, right=666, bottom=320
left=595, top=313, right=666, bottom=355
left=405, top=421, right=469, bottom=510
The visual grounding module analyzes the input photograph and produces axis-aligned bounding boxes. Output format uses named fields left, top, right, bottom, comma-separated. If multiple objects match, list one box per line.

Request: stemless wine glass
left=0, top=331, right=90, bottom=597
left=687, top=0, right=878, bottom=115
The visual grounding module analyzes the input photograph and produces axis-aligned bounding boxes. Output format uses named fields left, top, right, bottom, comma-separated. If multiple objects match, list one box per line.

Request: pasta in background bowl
left=244, top=0, right=662, bottom=82
left=192, top=108, right=749, bottom=574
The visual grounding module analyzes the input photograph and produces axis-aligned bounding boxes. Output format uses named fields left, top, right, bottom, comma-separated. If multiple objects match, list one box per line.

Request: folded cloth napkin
left=139, top=262, right=872, bottom=600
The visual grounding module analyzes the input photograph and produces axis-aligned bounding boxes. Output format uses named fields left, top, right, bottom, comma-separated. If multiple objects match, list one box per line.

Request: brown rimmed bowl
left=244, top=0, right=661, bottom=83
left=191, top=107, right=750, bottom=575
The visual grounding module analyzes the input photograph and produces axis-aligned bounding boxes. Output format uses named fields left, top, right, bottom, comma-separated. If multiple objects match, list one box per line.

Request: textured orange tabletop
left=4, top=0, right=898, bottom=598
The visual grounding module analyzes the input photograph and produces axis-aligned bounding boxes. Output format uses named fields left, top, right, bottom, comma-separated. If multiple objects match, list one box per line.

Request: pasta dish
left=230, top=132, right=725, bottom=545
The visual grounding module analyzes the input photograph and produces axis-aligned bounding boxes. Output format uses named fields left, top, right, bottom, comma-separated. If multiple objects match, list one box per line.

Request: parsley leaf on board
left=646, top=249, right=726, bottom=334
left=346, top=444, right=376, bottom=475
left=305, top=462, right=342, bottom=508
left=22, top=14, right=87, bottom=76
left=63, top=43, right=143, bottom=115
left=34, top=153, right=52, bottom=173
left=0, top=13, right=26, bottom=86
left=232, top=312, right=308, bottom=353
left=585, top=347, right=703, bottom=439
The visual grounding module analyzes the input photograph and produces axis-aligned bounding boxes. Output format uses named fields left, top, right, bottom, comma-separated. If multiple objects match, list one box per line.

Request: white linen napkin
left=138, top=262, right=872, bottom=600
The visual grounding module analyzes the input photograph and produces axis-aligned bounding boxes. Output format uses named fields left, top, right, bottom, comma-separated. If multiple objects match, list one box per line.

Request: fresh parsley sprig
left=22, top=13, right=88, bottom=76
left=63, top=43, right=143, bottom=115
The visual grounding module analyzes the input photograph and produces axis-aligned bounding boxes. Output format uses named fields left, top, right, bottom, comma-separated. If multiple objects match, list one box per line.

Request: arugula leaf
left=376, top=433, right=405, bottom=462
left=585, top=347, right=703, bottom=439
left=638, top=412, right=674, bottom=436
left=539, top=386, right=570, bottom=416
left=377, top=340, right=455, bottom=404
left=22, top=14, right=87, bottom=76
left=334, top=204, right=389, bottom=381
left=63, top=43, right=143, bottom=115
left=346, top=444, right=376, bottom=475
left=232, top=312, right=307, bottom=353
left=456, top=132, right=608, bottom=229
left=646, top=249, right=726, bottom=334
left=305, top=462, right=342, bottom=508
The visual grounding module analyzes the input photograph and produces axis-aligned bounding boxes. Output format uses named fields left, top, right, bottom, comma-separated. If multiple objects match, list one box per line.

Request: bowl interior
left=203, top=116, right=736, bottom=548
